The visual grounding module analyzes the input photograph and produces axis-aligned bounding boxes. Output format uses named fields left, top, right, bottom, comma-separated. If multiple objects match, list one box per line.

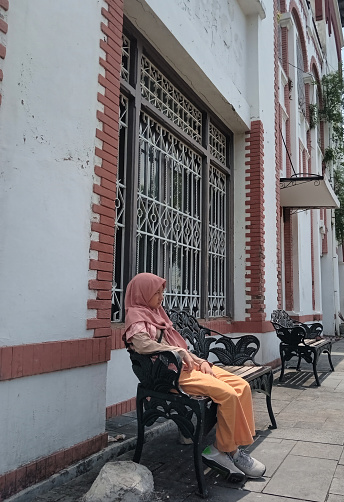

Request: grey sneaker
left=202, top=445, right=245, bottom=481
left=232, top=449, right=266, bottom=478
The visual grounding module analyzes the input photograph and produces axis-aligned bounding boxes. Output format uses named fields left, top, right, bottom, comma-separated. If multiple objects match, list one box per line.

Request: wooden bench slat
left=219, top=364, right=271, bottom=381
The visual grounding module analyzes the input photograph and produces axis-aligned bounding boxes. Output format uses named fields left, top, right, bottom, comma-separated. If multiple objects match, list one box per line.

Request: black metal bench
left=271, top=309, right=334, bottom=386
left=125, top=310, right=277, bottom=498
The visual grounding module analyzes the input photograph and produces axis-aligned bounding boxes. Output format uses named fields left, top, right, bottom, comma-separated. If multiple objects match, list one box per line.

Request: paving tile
left=187, top=487, right=303, bottom=502
left=293, top=420, right=332, bottom=429
left=253, top=398, right=289, bottom=414
left=290, top=441, right=343, bottom=460
left=267, top=417, right=298, bottom=428
left=282, top=397, right=344, bottom=412
left=263, top=454, right=337, bottom=502
left=260, top=426, right=344, bottom=445
left=242, top=477, right=269, bottom=493
left=329, top=475, right=344, bottom=496
left=339, top=447, right=344, bottom=465
left=327, top=496, right=344, bottom=502
left=246, top=437, right=296, bottom=478
left=322, top=420, right=344, bottom=432
left=269, top=386, right=305, bottom=399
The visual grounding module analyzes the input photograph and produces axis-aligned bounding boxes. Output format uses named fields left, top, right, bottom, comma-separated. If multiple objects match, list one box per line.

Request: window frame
left=113, top=20, right=234, bottom=320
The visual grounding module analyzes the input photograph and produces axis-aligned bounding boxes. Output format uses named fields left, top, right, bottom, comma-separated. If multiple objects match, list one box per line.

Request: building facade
left=0, top=0, right=342, bottom=498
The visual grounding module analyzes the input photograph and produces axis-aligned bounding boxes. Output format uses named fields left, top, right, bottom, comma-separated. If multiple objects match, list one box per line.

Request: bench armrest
left=129, top=349, right=188, bottom=396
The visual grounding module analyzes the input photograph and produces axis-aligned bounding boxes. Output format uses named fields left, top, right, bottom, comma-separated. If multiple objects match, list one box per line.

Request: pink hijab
left=124, top=273, right=188, bottom=349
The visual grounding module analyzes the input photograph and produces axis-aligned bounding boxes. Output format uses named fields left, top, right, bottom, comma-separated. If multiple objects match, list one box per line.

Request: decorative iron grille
left=208, top=166, right=226, bottom=316
left=121, top=35, right=130, bottom=82
left=140, top=55, right=202, bottom=145
left=111, top=95, right=128, bottom=321
left=136, top=112, right=202, bottom=316
left=209, top=122, right=226, bottom=165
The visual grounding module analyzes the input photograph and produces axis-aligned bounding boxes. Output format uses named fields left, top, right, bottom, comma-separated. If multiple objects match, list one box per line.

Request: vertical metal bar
left=201, top=113, right=210, bottom=319
left=227, top=131, right=234, bottom=318
left=123, top=39, right=142, bottom=288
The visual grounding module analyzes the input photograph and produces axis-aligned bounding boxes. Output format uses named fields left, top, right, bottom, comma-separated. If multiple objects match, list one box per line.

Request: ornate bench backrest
left=271, top=309, right=308, bottom=345
left=167, top=309, right=260, bottom=366
left=271, top=309, right=295, bottom=329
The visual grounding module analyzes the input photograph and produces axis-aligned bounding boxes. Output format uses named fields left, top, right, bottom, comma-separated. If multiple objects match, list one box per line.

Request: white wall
left=0, top=0, right=110, bottom=479
left=298, top=212, right=313, bottom=313
left=0, top=0, right=103, bottom=345
left=124, top=0, right=251, bottom=132
left=321, top=210, right=337, bottom=335
left=0, top=364, right=107, bottom=474
left=106, top=349, right=138, bottom=406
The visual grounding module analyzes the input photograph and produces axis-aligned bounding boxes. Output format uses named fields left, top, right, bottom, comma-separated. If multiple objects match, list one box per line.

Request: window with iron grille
left=111, top=28, right=232, bottom=321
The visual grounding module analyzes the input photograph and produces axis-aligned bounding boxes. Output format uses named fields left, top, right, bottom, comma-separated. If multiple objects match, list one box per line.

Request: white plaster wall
left=298, top=211, right=313, bottom=313
left=124, top=0, right=251, bottom=132
left=313, top=211, right=323, bottom=313
left=252, top=331, right=280, bottom=366
left=0, top=0, right=103, bottom=345
left=339, top=256, right=344, bottom=316
left=0, top=364, right=107, bottom=475
left=321, top=211, right=336, bottom=335
left=106, top=349, right=138, bottom=406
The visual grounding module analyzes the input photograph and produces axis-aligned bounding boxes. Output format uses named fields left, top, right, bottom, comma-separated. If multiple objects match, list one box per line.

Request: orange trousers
left=178, top=365, right=255, bottom=452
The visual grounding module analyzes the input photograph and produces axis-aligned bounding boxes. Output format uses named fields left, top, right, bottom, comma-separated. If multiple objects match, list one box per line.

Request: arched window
left=296, top=32, right=306, bottom=115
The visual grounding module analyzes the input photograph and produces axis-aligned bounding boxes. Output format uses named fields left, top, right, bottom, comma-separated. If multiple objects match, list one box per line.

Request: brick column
left=87, top=0, right=123, bottom=339
left=245, top=121, right=266, bottom=322
left=0, top=0, right=9, bottom=107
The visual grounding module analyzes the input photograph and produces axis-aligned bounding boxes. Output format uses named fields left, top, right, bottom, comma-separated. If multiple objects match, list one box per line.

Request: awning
left=280, top=174, right=340, bottom=209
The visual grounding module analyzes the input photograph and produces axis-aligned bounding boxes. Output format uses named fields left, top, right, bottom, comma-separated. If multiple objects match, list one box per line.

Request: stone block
left=82, top=461, right=154, bottom=502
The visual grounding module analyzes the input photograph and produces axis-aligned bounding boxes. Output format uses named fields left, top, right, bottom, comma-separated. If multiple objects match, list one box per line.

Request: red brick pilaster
left=87, top=0, right=124, bottom=339
left=244, top=121, right=266, bottom=322
left=0, top=0, right=9, bottom=107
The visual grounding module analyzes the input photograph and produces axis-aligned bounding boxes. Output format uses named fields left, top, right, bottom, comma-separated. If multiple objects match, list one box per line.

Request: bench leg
left=133, top=396, right=145, bottom=463
left=325, top=349, right=335, bottom=372
left=193, top=412, right=209, bottom=498
left=312, top=352, right=321, bottom=386
left=279, top=345, right=286, bottom=382
left=266, top=373, right=277, bottom=429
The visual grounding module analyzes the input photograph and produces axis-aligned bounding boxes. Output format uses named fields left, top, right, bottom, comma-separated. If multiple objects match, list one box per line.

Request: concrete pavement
left=8, top=338, right=344, bottom=502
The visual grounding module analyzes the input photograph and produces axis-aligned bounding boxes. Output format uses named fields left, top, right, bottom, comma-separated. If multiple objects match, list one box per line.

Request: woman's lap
left=178, top=366, right=249, bottom=402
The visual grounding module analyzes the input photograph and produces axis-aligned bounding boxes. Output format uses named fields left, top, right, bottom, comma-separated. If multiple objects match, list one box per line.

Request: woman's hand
left=199, top=361, right=216, bottom=377
left=182, top=351, right=196, bottom=372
